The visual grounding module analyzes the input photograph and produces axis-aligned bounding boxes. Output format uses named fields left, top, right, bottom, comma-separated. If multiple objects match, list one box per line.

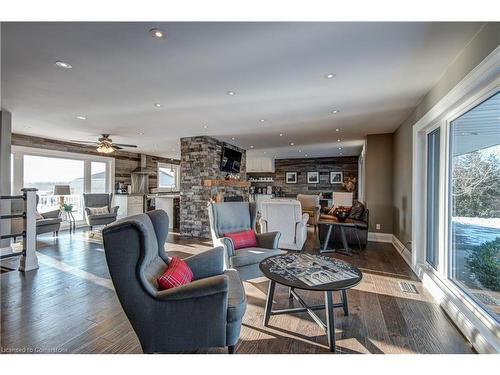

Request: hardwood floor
left=0, top=228, right=474, bottom=354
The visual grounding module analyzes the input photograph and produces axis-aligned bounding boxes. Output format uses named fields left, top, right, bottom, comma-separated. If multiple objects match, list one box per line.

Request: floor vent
left=399, top=281, right=418, bottom=294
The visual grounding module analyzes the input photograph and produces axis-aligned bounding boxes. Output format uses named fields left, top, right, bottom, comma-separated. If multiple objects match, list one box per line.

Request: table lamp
left=53, top=185, right=71, bottom=208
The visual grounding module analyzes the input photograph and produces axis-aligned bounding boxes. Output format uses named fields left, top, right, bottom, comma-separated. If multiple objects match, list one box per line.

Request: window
left=91, top=162, right=107, bottom=193
left=158, top=163, right=179, bottom=191
left=14, top=148, right=114, bottom=225
left=23, top=155, right=85, bottom=220
left=426, top=128, right=440, bottom=269
left=448, top=92, right=500, bottom=322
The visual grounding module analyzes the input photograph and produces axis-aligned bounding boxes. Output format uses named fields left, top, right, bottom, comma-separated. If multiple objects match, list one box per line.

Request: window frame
left=157, top=162, right=180, bottom=192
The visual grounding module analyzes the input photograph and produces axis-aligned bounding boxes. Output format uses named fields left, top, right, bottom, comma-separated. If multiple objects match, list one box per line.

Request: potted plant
left=334, top=206, right=351, bottom=222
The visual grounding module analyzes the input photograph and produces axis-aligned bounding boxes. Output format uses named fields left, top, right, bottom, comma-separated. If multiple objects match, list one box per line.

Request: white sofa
left=260, top=199, right=309, bottom=251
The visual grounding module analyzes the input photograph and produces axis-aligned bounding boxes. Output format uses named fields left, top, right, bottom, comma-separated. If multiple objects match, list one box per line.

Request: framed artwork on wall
left=330, top=171, right=343, bottom=184
left=285, top=172, right=298, bottom=184
left=307, top=171, right=319, bottom=184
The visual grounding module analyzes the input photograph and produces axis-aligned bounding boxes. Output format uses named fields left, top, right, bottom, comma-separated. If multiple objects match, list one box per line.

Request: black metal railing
left=0, top=194, right=27, bottom=260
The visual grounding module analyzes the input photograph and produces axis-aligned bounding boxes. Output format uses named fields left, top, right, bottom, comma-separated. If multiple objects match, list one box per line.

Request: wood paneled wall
left=274, top=156, right=359, bottom=198
left=11, top=134, right=179, bottom=189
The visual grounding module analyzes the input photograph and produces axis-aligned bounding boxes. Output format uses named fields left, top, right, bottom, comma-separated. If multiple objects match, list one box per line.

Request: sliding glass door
left=448, top=92, right=500, bottom=322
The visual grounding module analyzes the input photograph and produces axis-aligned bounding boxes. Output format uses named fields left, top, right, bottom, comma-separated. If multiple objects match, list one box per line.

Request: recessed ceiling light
left=24, top=125, right=31, bottom=129
left=138, top=132, right=144, bottom=135
left=154, top=103, right=162, bottom=107
left=203, top=125, right=208, bottom=129
left=55, top=61, right=72, bottom=69
left=305, top=154, right=308, bottom=157
left=260, top=119, right=265, bottom=123
left=279, top=133, right=283, bottom=137
left=250, top=145, right=254, bottom=149
left=331, top=110, right=340, bottom=114
left=338, top=147, right=342, bottom=150
left=149, top=28, right=166, bottom=39
left=231, top=137, right=235, bottom=140
left=325, top=73, right=335, bottom=79
left=335, top=128, right=340, bottom=132
left=298, top=150, right=302, bottom=153
left=337, top=139, right=341, bottom=142
left=263, top=151, right=267, bottom=154
left=76, top=115, right=86, bottom=120
left=226, top=91, right=235, bottom=96
left=290, top=142, right=294, bottom=146
left=340, top=153, right=343, bottom=156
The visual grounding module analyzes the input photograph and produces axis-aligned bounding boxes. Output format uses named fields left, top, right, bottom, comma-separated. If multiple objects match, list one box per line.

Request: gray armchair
left=102, top=209, right=246, bottom=353
left=83, top=193, right=119, bottom=230
left=11, top=195, right=62, bottom=240
left=208, top=202, right=282, bottom=281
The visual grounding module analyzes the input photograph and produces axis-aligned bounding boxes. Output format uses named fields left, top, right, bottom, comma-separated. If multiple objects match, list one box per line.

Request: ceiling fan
left=70, top=134, right=138, bottom=154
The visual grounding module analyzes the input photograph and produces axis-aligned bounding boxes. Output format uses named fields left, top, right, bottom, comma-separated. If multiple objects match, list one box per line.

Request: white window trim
left=412, top=45, right=500, bottom=353
left=157, top=162, right=180, bottom=192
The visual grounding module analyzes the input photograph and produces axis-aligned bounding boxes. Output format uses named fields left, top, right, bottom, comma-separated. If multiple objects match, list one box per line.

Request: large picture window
left=426, top=128, right=440, bottom=269
left=448, top=92, right=500, bottom=322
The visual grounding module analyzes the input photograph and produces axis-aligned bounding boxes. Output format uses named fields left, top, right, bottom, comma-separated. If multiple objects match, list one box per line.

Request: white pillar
left=19, top=188, right=39, bottom=272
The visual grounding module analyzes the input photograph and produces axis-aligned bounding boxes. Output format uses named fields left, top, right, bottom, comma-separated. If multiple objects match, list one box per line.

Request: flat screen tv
left=220, top=146, right=242, bottom=173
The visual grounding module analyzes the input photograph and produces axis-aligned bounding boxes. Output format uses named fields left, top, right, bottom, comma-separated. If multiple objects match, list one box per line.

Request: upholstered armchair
left=83, top=193, right=119, bottom=230
left=11, top=195, right=62, bottom=240
left=208, top=202, right=282, bottom=281
left=102, top=210, right=247, bottom=353
left=260, top=199, right=309, bottom=251
left=296, top=194, right=321, bottom=229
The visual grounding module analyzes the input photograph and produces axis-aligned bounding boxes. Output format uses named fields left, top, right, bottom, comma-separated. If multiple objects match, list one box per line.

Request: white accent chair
left=260, top=199, right=309, bottom=251
left=332, top=192, right=353, bottom=208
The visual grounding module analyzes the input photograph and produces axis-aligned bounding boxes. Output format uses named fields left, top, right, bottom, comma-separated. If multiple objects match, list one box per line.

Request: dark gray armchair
left=208, top=202, right=282, bottom=281
left=102, top=209, right=246, bottom=353
left=11, top=195, right=62, bottom=240
left=83, top=193, right=119, bottom=230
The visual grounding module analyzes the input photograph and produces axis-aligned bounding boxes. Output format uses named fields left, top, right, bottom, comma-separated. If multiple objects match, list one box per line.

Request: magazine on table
left=266, top=254, right=358, bottom=286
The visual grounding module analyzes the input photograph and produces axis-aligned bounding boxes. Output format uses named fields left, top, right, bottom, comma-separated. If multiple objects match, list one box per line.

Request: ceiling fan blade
left=113, top=145, right=124, bottom=150
left=114, top=143, right=138, bottom=148
left=70, top=140, right=99, bottom=145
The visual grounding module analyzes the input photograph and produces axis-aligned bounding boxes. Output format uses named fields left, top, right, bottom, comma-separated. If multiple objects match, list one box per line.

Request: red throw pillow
left=224, top=229, right=258, bottom=250
left=157, top=257, right=193, bottom=291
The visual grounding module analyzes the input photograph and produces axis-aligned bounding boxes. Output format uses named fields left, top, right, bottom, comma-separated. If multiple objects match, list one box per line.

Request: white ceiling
left=1, top=22, right=484, bottom=159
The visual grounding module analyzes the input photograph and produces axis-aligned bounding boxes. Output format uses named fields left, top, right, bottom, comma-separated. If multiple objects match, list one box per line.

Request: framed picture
left=307, top=171, right=319, bottom=184
left=285, top=172, right=298, bottom=184
left=330, top=171, right=343, bottom=184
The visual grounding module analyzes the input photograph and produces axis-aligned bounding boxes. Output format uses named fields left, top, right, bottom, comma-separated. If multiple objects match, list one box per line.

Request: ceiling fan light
left=96, top=144, right=115, bottom=154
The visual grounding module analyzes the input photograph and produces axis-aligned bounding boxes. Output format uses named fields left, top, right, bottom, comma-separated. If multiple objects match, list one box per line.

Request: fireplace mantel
left=203, top=179, right=251, bottom=188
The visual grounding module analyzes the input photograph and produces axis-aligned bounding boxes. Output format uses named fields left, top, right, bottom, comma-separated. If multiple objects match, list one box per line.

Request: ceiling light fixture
left=250, top=145, right=254, bottom=149
left=138, top=132, right=144, bottom=135
left=337, top=139, right=341, bottom=142
left=149, top=28, right=166, bottom=39
left=290, top=142, right=294, bottom=146
left=298, top=150, right=302, bottom=153
left=154, top=103, right=162, bottom=107
left=55, top=61, right=72, bottom=69
left=305, top=154, right=308, bottom=157
left=76, top=115, right=86, bottom=120
left=325, top=73, right=335, bottom=79
left=226, top=91, right=235, bottom=96
left=96, top=143, right=115, bottom=154
left=263, top=151, right=267, bottom=154
left=335, top=128, right=340, bottom=132
left=260, top=119, right=265, bottom=123
left=279, top=133, right=283, bottom=137
left=231, top=137, right=236, bottom=140
left=331, top=110, right=340, bottom=114
left=338, top=147, right=342, bottom=150
left=203, top=125, right=208, bottom=129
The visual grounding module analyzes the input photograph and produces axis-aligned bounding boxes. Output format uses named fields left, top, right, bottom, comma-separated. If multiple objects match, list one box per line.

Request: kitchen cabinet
left=246, top=157, right=275, bottom=173
left=115, top=195, right=144, bottom=219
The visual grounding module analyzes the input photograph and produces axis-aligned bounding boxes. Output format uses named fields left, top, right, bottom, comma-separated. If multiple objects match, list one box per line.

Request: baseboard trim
left=391, top=235, right=412, bottom=267
left=367, top=232, right=393, bottom=243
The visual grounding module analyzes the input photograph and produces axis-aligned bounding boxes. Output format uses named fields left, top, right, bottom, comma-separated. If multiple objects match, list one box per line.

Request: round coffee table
left=259, top=253, right=362, bottom=352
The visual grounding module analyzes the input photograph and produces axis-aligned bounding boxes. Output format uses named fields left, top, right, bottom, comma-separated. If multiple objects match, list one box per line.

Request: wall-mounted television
left=220, top=146, right=242, bottom=173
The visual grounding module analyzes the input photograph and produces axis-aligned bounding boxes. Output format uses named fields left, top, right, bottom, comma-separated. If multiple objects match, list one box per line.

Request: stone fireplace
left=179, top=136, right=248, bottom=238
